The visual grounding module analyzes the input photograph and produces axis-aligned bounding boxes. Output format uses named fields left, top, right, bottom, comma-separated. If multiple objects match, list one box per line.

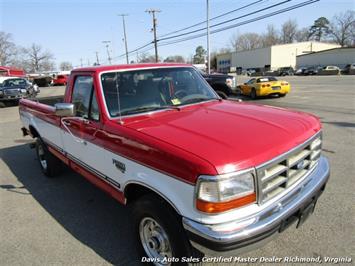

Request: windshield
left=100, top=67, right=218, bottom=117
left=257, top=77, right=278, bottom=83
left=3, top=78, right=28, bottom=86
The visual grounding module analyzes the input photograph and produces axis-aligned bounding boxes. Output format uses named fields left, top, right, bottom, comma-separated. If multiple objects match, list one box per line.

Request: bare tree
left=328, top=10, right=355, bottom=47
left=281, top=19, right=298, bottom=43
left=0, top=31, right=16, bottom=65
left=261, top=24, right=280, bottom=47
left=24, top=43, right=54, bottom=72
left=138, top=52, right=157, bottom=63
left=59, top=61, right=73, bottom=71
left=231, top=33, right=263, bottom=51
left=164, top=55, right=185, bottom=63
left=295, top=27, right=310, bottom=42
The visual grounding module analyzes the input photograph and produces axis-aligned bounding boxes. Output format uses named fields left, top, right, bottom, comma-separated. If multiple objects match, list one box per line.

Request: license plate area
left=272, top=86, right=281, bottom=90
left=279, top=199, right=317, bottom=232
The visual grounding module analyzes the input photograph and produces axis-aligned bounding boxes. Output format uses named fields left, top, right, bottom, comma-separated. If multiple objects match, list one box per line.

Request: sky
left=0, top=0, right=354, bottom=69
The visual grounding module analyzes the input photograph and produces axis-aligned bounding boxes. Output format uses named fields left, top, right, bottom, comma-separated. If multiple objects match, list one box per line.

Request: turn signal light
left=196, top=193, right=256, bottom=213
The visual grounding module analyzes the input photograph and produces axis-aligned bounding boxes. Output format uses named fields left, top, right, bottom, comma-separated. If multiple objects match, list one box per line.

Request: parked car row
left=243, top=64, right=354, bottom=77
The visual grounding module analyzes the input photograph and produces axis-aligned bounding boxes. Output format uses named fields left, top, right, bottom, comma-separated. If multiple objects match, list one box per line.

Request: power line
left=110, top=0, right=317, bottom=62
left=158, top=0, right=291, bottom=42
left=159, top=0, right=265, bottom=38
left=158, top=0, right=319, bottom=47
left=111, top=0, right=267, bottom=61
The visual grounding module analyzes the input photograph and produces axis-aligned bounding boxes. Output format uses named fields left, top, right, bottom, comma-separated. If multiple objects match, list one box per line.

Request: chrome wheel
left=139, top=217, right=173, bottom=265
left=37, top=143, right=47, bottom=170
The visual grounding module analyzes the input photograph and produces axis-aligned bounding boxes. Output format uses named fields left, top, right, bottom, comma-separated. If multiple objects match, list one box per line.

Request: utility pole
left=80, top=58, right=83, bottom=67
left=95, top=51, right=100, bottom=65
left=146, top=9, right=161, bottom=63
left=206, top=0, right=211, bottom=74
left=102, top=41, right=112, bottom=64
left=118, top=14, right=129, bottom=64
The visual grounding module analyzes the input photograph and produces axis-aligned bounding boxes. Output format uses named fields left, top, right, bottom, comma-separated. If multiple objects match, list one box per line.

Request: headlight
left=196, top=169, right=256, bottom=213
left=21, top=89, right=27, bottom=93
left=0, top=90, right=3, bottom=95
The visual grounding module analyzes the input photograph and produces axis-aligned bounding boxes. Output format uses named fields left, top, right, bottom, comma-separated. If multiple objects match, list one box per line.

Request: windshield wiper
left=180, top=97, right=219, bottom=105
left=120, top=105, right=180, bottom=116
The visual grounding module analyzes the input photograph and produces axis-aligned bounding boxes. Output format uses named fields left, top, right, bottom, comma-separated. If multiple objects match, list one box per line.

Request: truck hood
left=124, top=100, right=321, bottom=174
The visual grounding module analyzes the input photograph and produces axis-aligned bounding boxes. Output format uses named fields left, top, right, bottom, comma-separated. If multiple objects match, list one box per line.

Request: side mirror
left=54, top=103, right=74, bottom=117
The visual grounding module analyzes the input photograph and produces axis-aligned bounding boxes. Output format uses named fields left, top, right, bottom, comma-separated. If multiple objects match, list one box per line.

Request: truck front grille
left=257, top=132, right=322, bottom=203
left=4, top=89, right=21, bottom=96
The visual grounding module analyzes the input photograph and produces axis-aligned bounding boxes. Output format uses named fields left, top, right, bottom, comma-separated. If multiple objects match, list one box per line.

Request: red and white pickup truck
left=19, top=64, right=329, bottom=264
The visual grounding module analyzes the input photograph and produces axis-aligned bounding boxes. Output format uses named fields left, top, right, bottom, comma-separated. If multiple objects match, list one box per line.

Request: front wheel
left=131, top=194, right=202, bottom=265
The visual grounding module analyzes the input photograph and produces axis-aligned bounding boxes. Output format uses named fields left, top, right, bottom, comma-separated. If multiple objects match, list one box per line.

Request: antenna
left=115, top=72, right=124, bottom=125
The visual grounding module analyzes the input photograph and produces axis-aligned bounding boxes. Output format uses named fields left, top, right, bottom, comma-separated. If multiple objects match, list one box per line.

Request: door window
left=72, top=76, right=100, bottom=121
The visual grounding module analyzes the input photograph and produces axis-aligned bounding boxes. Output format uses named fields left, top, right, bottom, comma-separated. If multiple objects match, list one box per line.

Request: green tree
left=308, top=17, right=330, bottom=41
left=193, top=46, right=206, bottom=64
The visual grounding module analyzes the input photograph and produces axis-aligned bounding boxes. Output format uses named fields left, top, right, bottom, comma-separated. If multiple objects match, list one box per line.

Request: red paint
left=52, top=75, right=68, bottom=86
left=48, top=146, right=69, bottom=165
left=69, top=160, right=126, bottom=204
left=20, top=64, right=322, bottom=186
left=0, top=66, right=25, bottom=77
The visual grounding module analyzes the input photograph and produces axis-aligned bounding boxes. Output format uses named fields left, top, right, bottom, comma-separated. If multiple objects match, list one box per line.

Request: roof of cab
left=71, top=63, right=192, bottom=73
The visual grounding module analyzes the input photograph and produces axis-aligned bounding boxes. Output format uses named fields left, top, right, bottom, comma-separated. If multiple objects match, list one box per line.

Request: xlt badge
left=113, top=159, right=126, bottom=173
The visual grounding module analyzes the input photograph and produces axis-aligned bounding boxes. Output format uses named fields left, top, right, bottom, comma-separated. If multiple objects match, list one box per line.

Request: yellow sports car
left=239, top=76, right=290, bottom=99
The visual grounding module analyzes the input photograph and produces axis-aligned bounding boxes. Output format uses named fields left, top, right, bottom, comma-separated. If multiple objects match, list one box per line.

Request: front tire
left=131, top=194, right=202, bottom=265
left=35, top=138, right=62, bottom=177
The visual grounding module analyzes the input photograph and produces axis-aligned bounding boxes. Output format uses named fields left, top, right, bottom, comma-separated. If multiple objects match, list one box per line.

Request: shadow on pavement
left=322, top=121, right=355, bottom=128
left=0, top=144, right=140, bottom=266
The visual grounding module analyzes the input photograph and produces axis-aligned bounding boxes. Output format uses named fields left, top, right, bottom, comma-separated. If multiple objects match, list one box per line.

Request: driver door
left=61, top=75, right=98, bottom=162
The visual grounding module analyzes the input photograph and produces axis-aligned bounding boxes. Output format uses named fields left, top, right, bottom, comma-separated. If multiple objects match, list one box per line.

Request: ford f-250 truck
left=19, top=64, right=329, bottom=264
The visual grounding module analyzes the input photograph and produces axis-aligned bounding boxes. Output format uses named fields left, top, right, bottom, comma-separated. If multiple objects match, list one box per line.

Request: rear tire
left=131, top=194, right=203, bottom=265
left=250, top=88, right=257, bottom=99
left=279, top=93, right=286, bottom=97
left=35, top=138, right=62, bottom=177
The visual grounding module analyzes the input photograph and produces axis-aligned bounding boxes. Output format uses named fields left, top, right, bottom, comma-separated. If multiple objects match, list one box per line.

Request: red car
left=52, top=74, right=68, bottom=86
left=19, top=64, right=329, bottom=262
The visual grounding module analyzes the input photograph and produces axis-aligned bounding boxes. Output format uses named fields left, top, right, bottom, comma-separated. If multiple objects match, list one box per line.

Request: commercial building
left=216, top=42, right=339, bottom=73
left=296, top=47, right=355, bottom=68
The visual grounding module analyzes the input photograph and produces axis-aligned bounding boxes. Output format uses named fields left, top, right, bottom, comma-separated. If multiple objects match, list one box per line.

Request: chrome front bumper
left=183, top=156, right=330, bottom=255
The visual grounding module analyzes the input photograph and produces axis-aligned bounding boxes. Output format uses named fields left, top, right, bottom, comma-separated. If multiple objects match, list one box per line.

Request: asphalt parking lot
left=0, top=75, right=354, bottom=265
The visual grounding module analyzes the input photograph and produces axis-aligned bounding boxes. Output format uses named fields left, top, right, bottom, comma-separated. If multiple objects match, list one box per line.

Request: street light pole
left=206, top=0, right=211, bottom=74
left=146, top=9, right=161, bottom=63
left=102, top=41, right=112, bottom=65
left=118, top=14, right=129, bottom=64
